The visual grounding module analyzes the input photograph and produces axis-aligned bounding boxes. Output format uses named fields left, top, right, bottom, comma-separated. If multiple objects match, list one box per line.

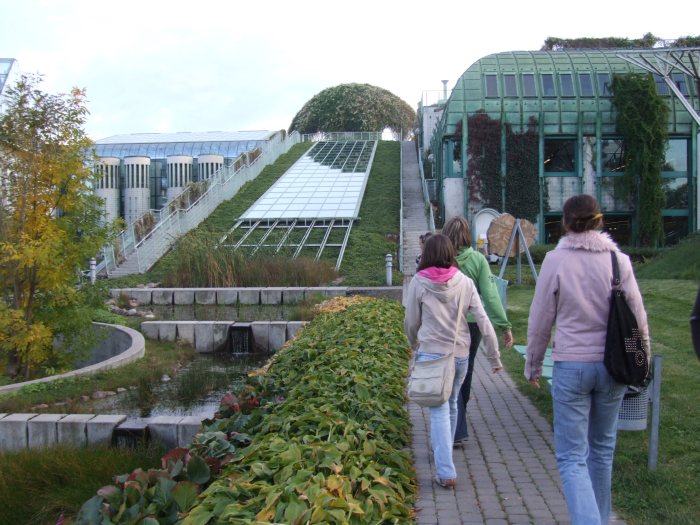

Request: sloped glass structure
left=221, top=139, right=378, bottom=270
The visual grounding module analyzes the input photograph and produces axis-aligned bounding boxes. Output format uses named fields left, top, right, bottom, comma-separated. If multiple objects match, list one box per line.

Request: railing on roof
left=301, top=131, right=383, bottom=142
left=417, top=142, right=436, bottom=233
left=101, top=131, right=301, bottom=276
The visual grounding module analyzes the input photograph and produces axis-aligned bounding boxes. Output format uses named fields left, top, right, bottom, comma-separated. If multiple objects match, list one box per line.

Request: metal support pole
left=385, top=254, right=393, bottom=286
left=648, top=354, right=663, bottom=470
left=89, top=257, right=96, bottom=284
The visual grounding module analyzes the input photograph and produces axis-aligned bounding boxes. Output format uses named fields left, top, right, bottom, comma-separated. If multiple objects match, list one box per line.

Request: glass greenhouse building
left=423, top=48, right=699, bottom=245
left=93, top=130, right=284, bottom=224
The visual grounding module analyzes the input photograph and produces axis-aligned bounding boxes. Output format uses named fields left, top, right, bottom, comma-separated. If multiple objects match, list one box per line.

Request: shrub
left=74, top=297, right=416, bottom=524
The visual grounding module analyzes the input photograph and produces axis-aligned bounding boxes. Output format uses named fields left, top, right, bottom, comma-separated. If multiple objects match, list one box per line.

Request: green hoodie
left=455, top=247, right=512, bottom=332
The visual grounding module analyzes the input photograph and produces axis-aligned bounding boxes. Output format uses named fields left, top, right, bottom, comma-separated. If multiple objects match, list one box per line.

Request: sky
left=1, top=0, right=698, bottom=141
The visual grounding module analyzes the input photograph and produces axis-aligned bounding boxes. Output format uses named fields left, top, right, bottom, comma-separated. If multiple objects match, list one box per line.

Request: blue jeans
left=415, top=352, right=469, bottom=481
left=552, top=361, right=626, bottom=525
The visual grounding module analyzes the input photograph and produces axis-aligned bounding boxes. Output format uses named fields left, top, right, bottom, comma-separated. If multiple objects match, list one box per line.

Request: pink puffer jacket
left=525, top=230, right=650, bottom=381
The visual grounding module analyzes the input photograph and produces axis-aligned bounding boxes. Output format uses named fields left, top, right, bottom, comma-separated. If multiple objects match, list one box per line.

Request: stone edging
left=110, top=286, right=403, bottom=306
left=0, top=413, right=203, bottom=451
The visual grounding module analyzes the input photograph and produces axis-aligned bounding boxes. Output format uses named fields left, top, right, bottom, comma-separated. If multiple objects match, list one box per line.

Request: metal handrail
left=417, top=142, right=436, bottom=232
left=398, top=135, right=404, bottom=272
left=301, top=131, right=383, bottom=142
left=103, top=131, right=301, bottom=275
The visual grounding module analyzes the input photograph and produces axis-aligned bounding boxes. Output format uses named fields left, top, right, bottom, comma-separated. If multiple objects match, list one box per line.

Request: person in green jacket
left=442, top=216, right=514, bottom=444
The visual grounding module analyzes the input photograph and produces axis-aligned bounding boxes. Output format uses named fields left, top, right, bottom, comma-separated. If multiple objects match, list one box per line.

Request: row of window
left=544, top=215, right=688, bottom=246
left=96, top=164, right=119, bottom=189
left=484, top=71, right=691, bottom=99
left=168, top=163, right=192, bottom=188
left=95, top=141, right=263, bottom=160
left=95, top=163, right=225, bottom=191
left=126, top=164, right=150, bottom=189
left=543, top=138, right=689, bottom=173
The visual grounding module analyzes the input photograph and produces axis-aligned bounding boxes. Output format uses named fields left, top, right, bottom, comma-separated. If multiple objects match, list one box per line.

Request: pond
left=88, top=351, right=271, bottom=419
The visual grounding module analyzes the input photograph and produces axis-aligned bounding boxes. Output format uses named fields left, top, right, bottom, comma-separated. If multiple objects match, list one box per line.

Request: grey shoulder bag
left=407, top=284, right=466, bottom=407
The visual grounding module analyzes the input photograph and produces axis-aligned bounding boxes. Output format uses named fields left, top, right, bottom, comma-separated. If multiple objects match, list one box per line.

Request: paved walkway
left=410, top=351, right=565, bottom=524
left=409, top=351, right=627, bottom=524
left=401, top=141, right=430, bottom=280
left=400, top=141, right=625, bottom=524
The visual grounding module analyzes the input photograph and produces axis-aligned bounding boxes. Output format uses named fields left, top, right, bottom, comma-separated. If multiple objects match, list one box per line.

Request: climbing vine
left=505, top=117, right=540, bottom=222
left=612, top=73, right=669, bottom=247
left=455, top=111, right=541, bottom=222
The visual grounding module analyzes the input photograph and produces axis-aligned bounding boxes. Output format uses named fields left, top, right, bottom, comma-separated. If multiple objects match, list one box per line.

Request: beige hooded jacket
left=404, top=270, right=501, bottom=369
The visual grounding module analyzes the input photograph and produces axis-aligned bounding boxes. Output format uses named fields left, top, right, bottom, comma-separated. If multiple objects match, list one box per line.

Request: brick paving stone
left=409, top=349, right=627, bottom=525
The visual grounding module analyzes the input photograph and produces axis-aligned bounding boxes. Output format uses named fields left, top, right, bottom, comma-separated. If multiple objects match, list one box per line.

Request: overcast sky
left=1, top=0, right=698, bottom=141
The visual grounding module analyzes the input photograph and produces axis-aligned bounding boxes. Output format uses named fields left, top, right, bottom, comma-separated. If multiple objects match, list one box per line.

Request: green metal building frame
left=428, top=49, right=699, bottom=245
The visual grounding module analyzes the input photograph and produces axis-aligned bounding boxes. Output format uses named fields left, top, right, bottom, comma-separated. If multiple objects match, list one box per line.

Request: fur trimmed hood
left=556, top=230, right=618, bottom=252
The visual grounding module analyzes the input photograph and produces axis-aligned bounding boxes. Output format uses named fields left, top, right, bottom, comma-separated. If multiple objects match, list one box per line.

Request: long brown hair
left=441, top=216, right=471, bottom=251
left=417, top=233, right=456, bottom=271
left=562, top=194, right=604, bottom=233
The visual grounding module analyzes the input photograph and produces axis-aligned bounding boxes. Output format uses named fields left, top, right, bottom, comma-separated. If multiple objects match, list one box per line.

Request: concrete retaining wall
left=111, top=286, right=404, bottom=306
left=111, top=287, right=348, bottom=306
left=0, top=412, right=203, bottom=451
left=140, top=321, right=307, bottom=352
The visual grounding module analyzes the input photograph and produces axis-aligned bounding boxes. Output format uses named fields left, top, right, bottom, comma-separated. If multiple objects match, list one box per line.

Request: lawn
left=502, top=279, right=700, bottom=525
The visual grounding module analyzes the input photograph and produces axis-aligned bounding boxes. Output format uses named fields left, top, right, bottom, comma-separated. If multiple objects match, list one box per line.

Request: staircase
left=104, top=132, right=301, bottom=278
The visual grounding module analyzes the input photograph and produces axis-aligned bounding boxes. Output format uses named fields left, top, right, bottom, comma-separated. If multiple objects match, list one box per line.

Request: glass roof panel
left=241, top=141, right=377, bottom=221
left=94, top=133, right=273, bottom=161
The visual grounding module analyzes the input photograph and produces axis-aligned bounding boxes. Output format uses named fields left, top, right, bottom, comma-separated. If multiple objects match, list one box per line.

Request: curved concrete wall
left=0, top=323, right=145, bottom=396
left=197, top=154, right=224, bottom=181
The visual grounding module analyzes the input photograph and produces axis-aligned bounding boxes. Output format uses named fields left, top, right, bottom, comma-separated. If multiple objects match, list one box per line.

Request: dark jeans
left=454, top=322, right=482, bottom=442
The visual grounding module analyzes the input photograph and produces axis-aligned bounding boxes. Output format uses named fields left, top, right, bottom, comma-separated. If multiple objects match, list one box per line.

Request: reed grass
left=160, top=233, right=337, bottom=287
left=0, top=443, right=164, bottom=525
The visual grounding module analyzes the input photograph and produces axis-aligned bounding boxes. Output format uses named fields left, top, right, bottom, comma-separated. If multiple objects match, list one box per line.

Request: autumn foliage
left=0, top=74, right=113, bottom=378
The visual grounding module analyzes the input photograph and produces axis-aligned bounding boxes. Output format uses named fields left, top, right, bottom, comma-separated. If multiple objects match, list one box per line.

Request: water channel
left=88, top=351, right=271, bottom=419
left=88, top=304, right=309, bottom=418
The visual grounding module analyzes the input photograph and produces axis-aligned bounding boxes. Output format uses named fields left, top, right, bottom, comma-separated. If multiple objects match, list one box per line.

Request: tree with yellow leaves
left=0, top=74, right=113, bottom=379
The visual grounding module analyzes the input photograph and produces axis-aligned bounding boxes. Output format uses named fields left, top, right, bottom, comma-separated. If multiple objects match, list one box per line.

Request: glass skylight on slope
left=240, top=140, right=377, bottom=220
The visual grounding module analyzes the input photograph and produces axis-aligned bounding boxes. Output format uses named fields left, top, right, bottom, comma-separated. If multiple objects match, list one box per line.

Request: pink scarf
left=417, top=266, right=459, bottom=282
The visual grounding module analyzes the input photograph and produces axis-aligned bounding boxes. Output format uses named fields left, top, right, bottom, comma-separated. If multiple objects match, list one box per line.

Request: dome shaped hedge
left=289, top=83, right=416, bottom=136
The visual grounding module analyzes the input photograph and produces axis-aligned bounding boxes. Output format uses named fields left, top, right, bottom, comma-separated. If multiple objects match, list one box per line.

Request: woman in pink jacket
left=405, top=234, right=501, bottom=488
left=526, top=195, right=650, bottom=525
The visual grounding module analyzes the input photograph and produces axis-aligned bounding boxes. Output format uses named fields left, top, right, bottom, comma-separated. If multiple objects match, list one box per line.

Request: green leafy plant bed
left=75, top=296, right=416, bottom=524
